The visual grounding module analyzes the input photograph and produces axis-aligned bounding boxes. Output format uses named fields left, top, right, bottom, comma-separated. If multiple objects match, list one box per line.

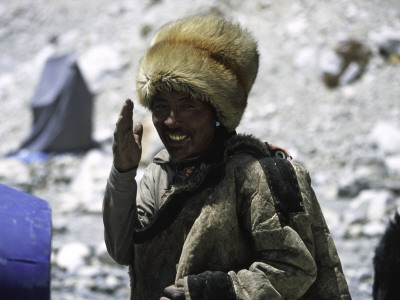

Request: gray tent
left=18, top=53, right=97, bottom=153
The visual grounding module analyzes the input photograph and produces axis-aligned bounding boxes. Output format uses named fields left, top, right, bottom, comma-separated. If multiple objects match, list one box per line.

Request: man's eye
left=182, top=103, right=194, bottom=109
left=154, top=104, right=168, bottom=111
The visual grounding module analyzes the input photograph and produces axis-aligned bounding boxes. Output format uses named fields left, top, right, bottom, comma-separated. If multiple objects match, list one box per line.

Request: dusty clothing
left=103, top=134, right=351, bottom=300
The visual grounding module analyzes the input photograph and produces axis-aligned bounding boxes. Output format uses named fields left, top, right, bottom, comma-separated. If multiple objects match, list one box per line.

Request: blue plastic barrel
left=0, top=183, right=52, bottom=300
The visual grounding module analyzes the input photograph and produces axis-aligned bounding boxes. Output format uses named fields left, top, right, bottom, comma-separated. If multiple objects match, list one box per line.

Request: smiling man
left=103, top=14, right=351, bottom=300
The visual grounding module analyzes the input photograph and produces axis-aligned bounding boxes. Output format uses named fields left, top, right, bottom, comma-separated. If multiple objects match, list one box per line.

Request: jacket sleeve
left=102, top=165, right=138, bottom=265
left=103, top=164, right=160, bottom=265
left=228, top=158, right=318, bottom=299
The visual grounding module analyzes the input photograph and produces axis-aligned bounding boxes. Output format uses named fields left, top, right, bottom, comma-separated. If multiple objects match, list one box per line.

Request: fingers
left=117, top=99, right=133, bottom=131
left=121, top=98, right=133, bottom=115
left=163, top=284, right=185, bottom=300
left=133, top=122, right=143, bottom=147
left=176, top=278, right=184, bottom=287
left=114, top=99, right=134, bottom=140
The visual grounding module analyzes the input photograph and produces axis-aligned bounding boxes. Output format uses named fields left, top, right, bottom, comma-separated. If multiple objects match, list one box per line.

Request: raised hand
left=112, top=99, right=143, bottom=172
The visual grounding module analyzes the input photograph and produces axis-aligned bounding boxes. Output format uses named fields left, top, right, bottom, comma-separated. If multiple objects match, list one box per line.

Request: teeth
left=168, top=134, right=188, bottom=141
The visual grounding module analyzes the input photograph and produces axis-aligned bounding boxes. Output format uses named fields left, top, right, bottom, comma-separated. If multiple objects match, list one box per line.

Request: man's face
left=152, top=91, right=216, bottom=160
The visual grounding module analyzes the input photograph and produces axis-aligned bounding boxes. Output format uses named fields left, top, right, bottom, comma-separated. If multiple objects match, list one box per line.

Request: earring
left=216, top=121, right=221, bottom=127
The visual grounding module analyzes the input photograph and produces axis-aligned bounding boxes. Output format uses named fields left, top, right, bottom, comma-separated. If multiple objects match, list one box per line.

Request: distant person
left=373, top=211, right=400, bottom=300
left=103, top=14, right=351, bottom=299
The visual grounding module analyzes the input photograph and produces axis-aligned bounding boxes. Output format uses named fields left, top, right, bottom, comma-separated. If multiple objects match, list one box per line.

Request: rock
left=104, top=274, right=121, bottom=292
left=345, top=224, right=363, bottom=238
left=96, top=242, right=116, bottom=265
left=320, top=39, right=371, bottom=88
left=0, top=157, right=32, bottom=191
left=319, top=50, right=343, bottom=86
left=379, top=39, right=400, bottom=63
left=345, top=189, right=395, bottom=225
left=386, top=155, right=400, bottom=177
left=52, top=216, right=69, bottom=234
left=56, top=242, right=91, bottom=274
left=338, top=156, right=388, bottom=198
left=78, top=45, right=128, bottom=91
left=56, top=194, right=82, bottom=214
left=286, top=17, right=308, bottom=36
left=366, top=190, right=395, bottom=221
left=371, top=30, right=400, bottom=63
left=322, top=207, right=346, bottom=238
left=68, top=149, right=111, bottom=213
left=363, top=220, right=386, bottom=237
left=293, top=47, right=317, bottom=73
left=338, top=177, right=369, bottom=198
left=369, top=122, right=400, bottom=155
left=0, top=73, right=14, bottom=99
left=352, top=156, right=388, bottom=182
left=76, top=265, right=99, bottom=279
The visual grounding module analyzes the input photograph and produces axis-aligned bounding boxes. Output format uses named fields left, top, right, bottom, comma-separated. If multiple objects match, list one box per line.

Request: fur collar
left=224, top=133, right=270, bottom=161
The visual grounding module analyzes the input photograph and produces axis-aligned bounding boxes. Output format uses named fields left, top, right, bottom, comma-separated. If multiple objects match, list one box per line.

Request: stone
left=352, top=156, right=388, bottom=181
left=369, top=122, right=400, bottom=155
left=286, top=17, right=308, bottom=36
left=293, top=47, right=317, bottom=73
left=104, top=275, right=121, bottom=291
left=96, top=242, right=116, bottom=265
left=320, top=39, right=371, bottom=87
left=68, top=149, right=111, bottom=213
left=345, top=224, right=363, bottom=238
left=338, top=155, right=389, bottom=198
left=372, top=30, right=400, bottom=63
left=363, top=220, right=386, bottom=237
left=56, top=242, right=91, bottom=274
left=56, top=194, right=82, bottom=214
left=344, top=189, right=395, bottom=225
left=366, top=190, right=395, bottom=221
left=319, top=50, right=343, bottom=87
left=386, top=155, right=400, bottom=177
left=0, top=157, right=31, bottom=191
left=78, top=45, right=128, bottom=91
left=52, top=216, right=69, bottom=234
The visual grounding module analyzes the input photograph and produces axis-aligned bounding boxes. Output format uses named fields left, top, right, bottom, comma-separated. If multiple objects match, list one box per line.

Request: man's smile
left=167, top=133, right=191, bottom=142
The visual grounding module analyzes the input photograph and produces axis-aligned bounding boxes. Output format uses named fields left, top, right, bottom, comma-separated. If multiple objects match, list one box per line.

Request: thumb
left=133, top=122, right=143, bottom=146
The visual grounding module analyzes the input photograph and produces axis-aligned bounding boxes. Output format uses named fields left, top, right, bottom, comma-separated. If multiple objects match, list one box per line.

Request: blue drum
left=0, top=183, right=52, bottom=300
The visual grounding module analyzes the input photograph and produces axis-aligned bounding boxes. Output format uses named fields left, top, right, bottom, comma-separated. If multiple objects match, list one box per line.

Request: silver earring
left=216, top=121, right=221, bottom=127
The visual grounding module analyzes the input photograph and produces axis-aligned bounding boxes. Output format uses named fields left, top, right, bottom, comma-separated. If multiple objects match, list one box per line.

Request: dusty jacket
left=103, top=134, right=351, bottom=300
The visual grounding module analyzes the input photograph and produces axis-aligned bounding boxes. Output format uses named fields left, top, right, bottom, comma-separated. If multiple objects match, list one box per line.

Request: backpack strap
left=259, top=157, right=304, bottom=227
left=132, top=161, right=226, bottom=244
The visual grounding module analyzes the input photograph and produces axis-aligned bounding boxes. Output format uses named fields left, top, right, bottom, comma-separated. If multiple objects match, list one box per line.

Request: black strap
left=133, top=162, right=226, bottom=244
left=259, top=157, right=304, bottom=227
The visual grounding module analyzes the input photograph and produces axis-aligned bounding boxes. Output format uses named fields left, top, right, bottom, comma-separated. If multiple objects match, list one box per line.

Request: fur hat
left=136, top=14, right=259, bottom=132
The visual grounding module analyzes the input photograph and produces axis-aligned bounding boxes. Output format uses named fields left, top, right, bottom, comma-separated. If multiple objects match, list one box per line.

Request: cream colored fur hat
left=136, top=14, right=259, bottom=132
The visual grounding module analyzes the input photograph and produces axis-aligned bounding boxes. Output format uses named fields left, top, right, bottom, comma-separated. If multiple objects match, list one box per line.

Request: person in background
left=103, top=14, right=351, bottom=300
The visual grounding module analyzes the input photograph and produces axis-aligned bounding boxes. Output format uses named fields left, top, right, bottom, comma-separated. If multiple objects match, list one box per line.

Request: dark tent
left=18, top=53, right=97, bottom=153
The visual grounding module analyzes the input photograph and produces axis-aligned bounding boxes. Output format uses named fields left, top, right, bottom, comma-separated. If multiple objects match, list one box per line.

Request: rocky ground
left=1, top=0, right=400, bottom=299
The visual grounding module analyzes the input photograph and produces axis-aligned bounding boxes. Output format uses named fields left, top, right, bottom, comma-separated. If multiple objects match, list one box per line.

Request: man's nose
left=164, top=110, right=180, bottom=128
